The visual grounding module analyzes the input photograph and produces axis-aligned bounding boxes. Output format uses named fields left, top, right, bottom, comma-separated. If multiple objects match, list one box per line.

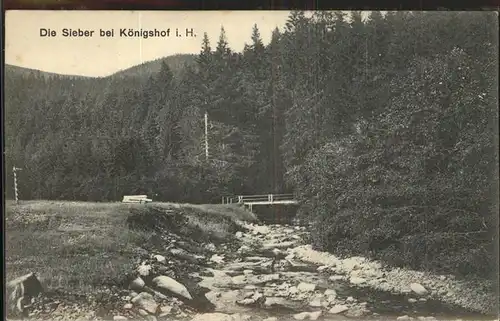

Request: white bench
left=122, top=195, right=153, bottom=204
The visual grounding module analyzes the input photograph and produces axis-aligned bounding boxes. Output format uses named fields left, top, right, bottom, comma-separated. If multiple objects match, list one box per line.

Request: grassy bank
left=5, top=200, right=256, bottom=294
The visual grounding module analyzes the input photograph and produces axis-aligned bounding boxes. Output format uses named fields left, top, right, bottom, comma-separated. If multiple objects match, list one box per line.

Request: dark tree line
left=5, top=11, right=498, bottom=278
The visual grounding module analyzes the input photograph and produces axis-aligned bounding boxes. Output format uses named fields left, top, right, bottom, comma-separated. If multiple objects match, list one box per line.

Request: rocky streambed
left=190, top=223, right=494, bottom=321
left=9, top=220, right=496, bottom=321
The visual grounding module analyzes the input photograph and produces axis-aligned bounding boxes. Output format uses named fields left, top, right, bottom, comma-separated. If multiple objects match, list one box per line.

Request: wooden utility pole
left=13, top=166, right=22, bottom=204
left=204, top=111, right=209, bottom=160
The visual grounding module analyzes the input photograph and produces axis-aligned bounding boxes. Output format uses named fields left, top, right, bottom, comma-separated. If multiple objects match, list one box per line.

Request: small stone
left=263, top=287, right=276, bottom=297
left=346, top=296, right=355, bottom=303
left=159, top=306, right=172, bottom=315
left=137, top=263, right=151, bottom=277
left=350, top=277, right=367, bottom=285
left=243, top=291, right=254, bottom=299
left=309, top=311, right=322, bottom=320
left=293, top=311, right=322, bottom=320
left=419, top=298, right=427, bottom=302
left=317, top=265, right=329, bottom=272
left=199, top=270, right=215, bottom=277
left=324, top=289, right=337, bottom=297
left=346, top=308, right=366, bottom=318
left=252, top=292, right=264, bottom=301
left=129, top=277, right=145, bottom=291
left=408, top=298, right=417, bottom=303
left=410, top=283, right=428, bottom=296
left=236, top=298, right=256, bottom=306
left=131, top=292, right=158, bottom=314
left=237, top=245, right=252, bottom=254
left=297, top=282, right=316, bottom=292
left=264, top=297, right=286, bottom=307
left=232, top=275, right=247, bottom=285
left=329, top=275, right=344, bottom=281
left=113, top=316, right=128, bottom=321
left=293, top=312, right=308, bottom=320
left=263, top=318, right=278, bottom=321
left=309, top=298, right=323, bottom=307
left=138, top=309, right=149, bottom=317
left=210, top=254, right=225, bottom=264
left=123, top=303, right=133, bottom=309
left=153, top=254, right=166, bottom=264
left=329, top=305, right=348, bottom=314
left=272, top=248, right=283, bottom=256
left=278, top=282, right=290, bottom=290
left=326, top=295, right=337, bottom=303
left=397, top=316, right=414, bottom=321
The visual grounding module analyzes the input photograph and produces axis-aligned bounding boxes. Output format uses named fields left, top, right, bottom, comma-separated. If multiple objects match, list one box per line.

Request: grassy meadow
left=5, top=200, right=256, bottom=294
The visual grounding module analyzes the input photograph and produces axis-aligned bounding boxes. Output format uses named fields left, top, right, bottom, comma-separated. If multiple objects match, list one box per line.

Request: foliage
left=4, top=11, right=498, bottom=278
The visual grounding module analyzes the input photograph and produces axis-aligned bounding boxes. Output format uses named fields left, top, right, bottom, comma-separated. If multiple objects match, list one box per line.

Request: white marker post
left=13, top=166, right=22, bottom=204
left=204, top=111, right=209, bottom=160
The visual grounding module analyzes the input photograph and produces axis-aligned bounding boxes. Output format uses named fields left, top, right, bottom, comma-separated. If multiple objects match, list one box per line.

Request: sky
left=5, top=10, right=293, bottom=77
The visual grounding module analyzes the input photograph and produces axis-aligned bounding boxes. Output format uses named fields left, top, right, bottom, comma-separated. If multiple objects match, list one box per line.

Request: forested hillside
left=111, top=54, right=197, bottom=80
left=5, top=11, right=498, bottom=278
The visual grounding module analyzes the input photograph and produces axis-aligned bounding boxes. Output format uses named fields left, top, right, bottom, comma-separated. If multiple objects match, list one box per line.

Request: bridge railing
left=221, top=193, right=295, bottom=204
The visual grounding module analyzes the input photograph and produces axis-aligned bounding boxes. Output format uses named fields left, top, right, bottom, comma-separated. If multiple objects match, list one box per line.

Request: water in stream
left=195, top=218, right=493, bottom=321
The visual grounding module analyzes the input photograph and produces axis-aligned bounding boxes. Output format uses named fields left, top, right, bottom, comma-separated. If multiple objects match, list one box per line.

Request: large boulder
left=329, top=305, right=348, bottom=314
left=190, top=313, right=254, bottom=321
left=293, top=311, right=322, bottom=320
left=410, top=283, right=428, bottom=296
left=129, top=277, right=145, bottom=291
left=152, top=276, right=193, bottom=300
left=7, top=272, right=44, bottom=315
left=131, top=292, right=158, bottom=314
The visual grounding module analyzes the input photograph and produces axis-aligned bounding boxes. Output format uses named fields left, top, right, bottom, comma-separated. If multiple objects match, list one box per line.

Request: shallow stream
left=196, top=222, right=491, bottom=321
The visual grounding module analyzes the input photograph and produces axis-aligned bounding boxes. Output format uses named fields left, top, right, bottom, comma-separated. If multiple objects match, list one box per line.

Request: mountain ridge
left=5, top=53, right=197, bottom=80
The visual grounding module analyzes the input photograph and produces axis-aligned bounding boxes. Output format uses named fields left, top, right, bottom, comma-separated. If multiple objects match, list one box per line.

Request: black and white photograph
left=4, top=10, right=499, bottom=321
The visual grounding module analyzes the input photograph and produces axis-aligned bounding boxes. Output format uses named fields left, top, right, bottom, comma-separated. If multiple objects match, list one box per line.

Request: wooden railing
left=221, top=193, right=295, bottom=204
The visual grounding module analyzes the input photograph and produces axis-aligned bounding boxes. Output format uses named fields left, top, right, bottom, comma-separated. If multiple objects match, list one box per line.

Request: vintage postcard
left=4, top=10, right=499, bottom=321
